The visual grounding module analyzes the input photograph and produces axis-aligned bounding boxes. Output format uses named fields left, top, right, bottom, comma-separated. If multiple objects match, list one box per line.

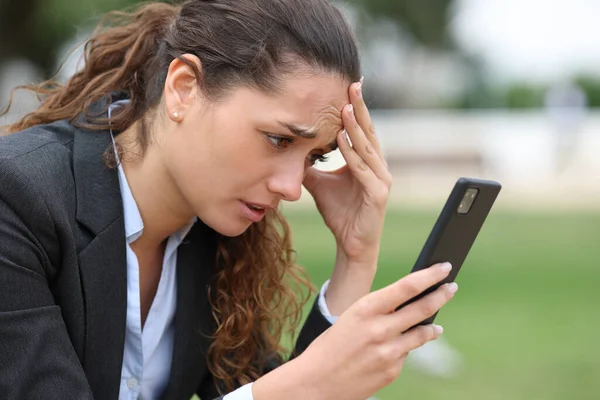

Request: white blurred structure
left=308, top=109, right=600, bottom=210
left=0, top=59, right=42, bottom=127
left=544, top=81, right=587, bottom=173
left=407, top=336, right=464, bottom=378
left=453, top=0, right=600, bottom=84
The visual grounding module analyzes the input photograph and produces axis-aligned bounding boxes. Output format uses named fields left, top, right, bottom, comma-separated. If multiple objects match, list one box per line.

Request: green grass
left=283, top=207, right=600, bottom=400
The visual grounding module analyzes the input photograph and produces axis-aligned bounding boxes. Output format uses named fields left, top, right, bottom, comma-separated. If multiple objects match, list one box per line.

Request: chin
left=202, top=215, right=252, bottom=238
left=217, top=224, right=252, bottom=238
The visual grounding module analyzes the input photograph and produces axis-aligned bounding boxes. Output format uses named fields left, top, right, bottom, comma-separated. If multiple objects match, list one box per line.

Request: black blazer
left=0, top=114, right=331, bottom=399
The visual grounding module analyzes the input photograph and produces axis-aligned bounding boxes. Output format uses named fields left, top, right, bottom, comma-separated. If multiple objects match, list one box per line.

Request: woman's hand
left=303, top=79, right=392, bottom=314
left=253, top=263, right=457, bottom=400
left=303, top=79, right=391, bottom=266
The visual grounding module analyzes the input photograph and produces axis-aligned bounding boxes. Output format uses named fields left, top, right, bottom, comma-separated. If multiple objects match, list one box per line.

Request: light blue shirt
left=110, top=102, right=338, bottom=400
left=116, top=161, right=197, bottom=400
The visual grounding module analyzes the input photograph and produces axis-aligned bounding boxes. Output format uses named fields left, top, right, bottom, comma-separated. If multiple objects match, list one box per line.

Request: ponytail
left=1, top=2, right=180, bottom=135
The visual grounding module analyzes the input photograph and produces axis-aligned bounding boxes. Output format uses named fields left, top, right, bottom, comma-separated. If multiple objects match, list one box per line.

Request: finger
left=350, top=80, right=384, bottom=160
left=394, top=324, right=444, bottom=356
left=358, top=262, right=452, bottom=315
left=303, top=164, right=349, bottom=194
left=303, top=165, right=352, bottom=201
left=342, top=104, right=391, bottom=185
left=392, top=281, right=458, bottom=333
left=302, top=166, right=324, bottom=196
left=336, top=128, right=381, bottom=195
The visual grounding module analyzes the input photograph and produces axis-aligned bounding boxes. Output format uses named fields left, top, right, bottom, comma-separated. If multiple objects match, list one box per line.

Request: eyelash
left=267, top=134, right=294, bottom=149
left=265, top=134, right=329, bottom=165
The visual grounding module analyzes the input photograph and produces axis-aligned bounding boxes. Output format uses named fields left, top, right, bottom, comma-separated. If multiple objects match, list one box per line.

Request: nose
left=266, top=162, right=305, bottom=202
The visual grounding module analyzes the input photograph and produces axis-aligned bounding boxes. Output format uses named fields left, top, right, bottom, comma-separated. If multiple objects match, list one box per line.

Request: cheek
left=168, top=127, right=211, bottom=173
left=223, top=137, right=275, bottom=186
left=211, top=120, right=276, bottom=179
left=183, top=124, right=271, bottom=191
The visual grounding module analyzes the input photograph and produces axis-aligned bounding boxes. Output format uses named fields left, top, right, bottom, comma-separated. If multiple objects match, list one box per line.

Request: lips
left=240, top=201, right=269, bottom=222
left=246, top=203, right=265, bottom=211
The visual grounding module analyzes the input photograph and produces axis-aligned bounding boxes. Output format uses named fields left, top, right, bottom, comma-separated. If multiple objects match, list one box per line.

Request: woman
left=0, top=1, right=457, bottom=399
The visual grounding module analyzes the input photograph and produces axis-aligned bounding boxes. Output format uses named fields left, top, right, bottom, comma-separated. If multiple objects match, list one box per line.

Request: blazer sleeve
left=196, top=295, right=332, bottom=399
left=0, top=197, right=94, bottom=399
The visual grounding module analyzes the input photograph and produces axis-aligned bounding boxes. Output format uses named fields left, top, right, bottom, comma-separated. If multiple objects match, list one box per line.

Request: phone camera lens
left=457, top=188, right=479, bottom=214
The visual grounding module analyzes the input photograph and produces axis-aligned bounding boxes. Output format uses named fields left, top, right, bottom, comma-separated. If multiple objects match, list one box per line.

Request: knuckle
left=372, top=186, right=389, bottom=206
left=440, top=284, right=453, bottom=300
left=358, top=158, right=368, bottom=171
left=374, top=346, right=392, bottom=364
left=354, top=296, right=374, bottom=317
left=382, top=365, right=401, bottom=385
left=367, top=123, right=377, bottom=137
left=400, top=279, right=421, bottom=298
left=418, top=326, right=434, bottom=345
left=383, top=172, right=393, bottom=189
left=420, top=300, right=438, bottom=317
left=391, top=342, right=407, bottom=360
left=385, top=171, right=394, bottom=185
left=369, top=325, right=388, bottom=344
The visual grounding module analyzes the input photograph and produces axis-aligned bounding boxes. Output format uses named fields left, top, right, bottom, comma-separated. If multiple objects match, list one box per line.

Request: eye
left=306, top=153, right=329, bottom=166
left=265, top=133, right=295, bottom=149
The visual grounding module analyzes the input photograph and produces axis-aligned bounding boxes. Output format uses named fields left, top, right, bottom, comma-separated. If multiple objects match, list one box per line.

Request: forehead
left=273, top=73, right=350, bottom=134
left=233, top=72, right=350, bottom=141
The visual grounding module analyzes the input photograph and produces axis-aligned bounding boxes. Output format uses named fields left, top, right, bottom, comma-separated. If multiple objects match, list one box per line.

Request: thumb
left=303, top=167, right=325, bottom=196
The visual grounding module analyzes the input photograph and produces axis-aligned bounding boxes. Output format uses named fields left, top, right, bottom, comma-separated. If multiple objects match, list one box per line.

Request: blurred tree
left=1, top=0, right=456, bottom=78
left=503, top=82, right=546, bottom=109
left=0, top=0, right=138, bottom=77
left=352, top=0, right=456, bottom=49
left=450, top=81, right=547, bottom=110
left=573, top=75, right=600, bottom=108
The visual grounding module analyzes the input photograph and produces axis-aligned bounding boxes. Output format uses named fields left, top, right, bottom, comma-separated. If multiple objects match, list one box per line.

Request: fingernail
left=356, top=82, right=362, bottom=98
left=347, top=104, right=355, bottom=120
left=433, top=324, right=444, bottom=335
left=440, top=262, right=452, bottom=273
left=360, top=76, right=364, bottom=85
left=342, top=129, right=351, bottom=145
left=447, top=282, right=459, bottom=294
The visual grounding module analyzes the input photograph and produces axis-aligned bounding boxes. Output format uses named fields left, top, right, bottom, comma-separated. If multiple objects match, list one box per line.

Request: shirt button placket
left=126, top=377, right=139, bottom=390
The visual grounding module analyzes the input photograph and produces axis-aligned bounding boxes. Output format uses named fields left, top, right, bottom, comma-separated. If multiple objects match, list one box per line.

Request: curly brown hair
left=1, top=0, right=361, bottom=393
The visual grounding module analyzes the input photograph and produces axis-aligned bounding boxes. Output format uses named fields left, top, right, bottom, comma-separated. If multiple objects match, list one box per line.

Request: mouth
left=240, top=200, right=269, bottom=222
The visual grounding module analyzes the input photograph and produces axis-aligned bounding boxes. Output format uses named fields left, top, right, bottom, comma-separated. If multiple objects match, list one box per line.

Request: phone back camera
left=457, top=188, right=479, bottom=214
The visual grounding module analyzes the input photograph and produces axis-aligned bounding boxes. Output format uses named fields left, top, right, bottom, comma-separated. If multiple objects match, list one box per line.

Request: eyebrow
left=277, top=120, right=339, bottom=152
left=278, top=121, right=318, bottom=139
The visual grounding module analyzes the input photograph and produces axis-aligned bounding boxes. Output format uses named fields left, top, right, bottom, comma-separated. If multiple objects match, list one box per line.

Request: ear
left=164, top=54, right=203, bottom=121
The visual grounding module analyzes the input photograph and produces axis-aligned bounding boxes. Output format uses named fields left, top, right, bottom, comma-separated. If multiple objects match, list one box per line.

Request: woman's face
left=162, top=67, right=350, bottom=237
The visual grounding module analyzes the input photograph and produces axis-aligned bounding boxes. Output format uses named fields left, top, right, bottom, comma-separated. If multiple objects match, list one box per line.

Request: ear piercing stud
left=173, top=112, right=179, bottom=119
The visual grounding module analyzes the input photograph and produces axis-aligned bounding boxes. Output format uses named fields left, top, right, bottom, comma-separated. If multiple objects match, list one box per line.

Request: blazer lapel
left=73, top=120, right=128, bottom=400
left=71, top=93, right=217, bottom=400
left=161, top=221, right=218, bottom=400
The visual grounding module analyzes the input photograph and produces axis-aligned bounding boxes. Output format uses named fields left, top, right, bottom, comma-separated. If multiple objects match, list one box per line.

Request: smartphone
left=395, top=177, right=502, bottom=327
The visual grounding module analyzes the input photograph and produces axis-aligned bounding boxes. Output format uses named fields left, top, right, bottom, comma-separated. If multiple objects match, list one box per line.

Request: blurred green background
left=285, top=206, right=600, bottom=400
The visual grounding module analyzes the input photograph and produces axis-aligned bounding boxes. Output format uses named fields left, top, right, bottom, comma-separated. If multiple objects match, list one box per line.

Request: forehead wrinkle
left=287, top=104, right=341, bottom=141
left=306, top=103, right=343, bottom=152
left=315, top=103, right=344, bottom=135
